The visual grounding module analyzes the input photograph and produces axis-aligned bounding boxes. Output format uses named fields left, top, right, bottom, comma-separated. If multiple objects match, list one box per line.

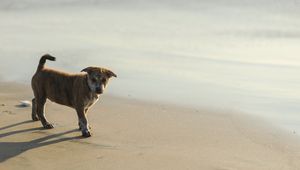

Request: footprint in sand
left=2, top=110, right=14, bottom=115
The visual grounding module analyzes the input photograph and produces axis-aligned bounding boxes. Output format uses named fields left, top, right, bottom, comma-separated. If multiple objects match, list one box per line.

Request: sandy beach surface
left=0, top=82, right=299, bottom=170
left=1, top=0, right=300, bottom=169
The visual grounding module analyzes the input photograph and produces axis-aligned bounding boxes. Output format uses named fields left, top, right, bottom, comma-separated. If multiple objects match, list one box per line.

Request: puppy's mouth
left=95, top=89, right=103, bottom=94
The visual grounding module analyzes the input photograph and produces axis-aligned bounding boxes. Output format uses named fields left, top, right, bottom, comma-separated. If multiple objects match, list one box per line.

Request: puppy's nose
left=96, top=87, right=103, bottom=94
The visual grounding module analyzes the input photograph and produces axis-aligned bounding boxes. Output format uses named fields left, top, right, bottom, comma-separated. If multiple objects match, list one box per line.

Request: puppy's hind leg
left=31, top=98, right=39, bottom=121
left=36, top=97, right=54, bottom=129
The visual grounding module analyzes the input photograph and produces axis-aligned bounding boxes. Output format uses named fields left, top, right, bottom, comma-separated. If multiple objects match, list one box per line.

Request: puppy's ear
left=105, top=70, right=117, bottom=78
left=81, top=67, right=94, bottom=74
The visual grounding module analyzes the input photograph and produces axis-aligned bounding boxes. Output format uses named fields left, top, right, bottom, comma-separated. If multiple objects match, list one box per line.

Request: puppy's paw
left=32, top=115, right=39, bottom=121
left=82, top=130, right=92, bottom=138
left=78, top=124, right=91, bottom=131
left=43, top=123, right=54, bottom=129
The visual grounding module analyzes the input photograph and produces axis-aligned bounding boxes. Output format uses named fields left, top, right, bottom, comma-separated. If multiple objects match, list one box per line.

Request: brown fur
left=31, top=54, right=117, bottom=137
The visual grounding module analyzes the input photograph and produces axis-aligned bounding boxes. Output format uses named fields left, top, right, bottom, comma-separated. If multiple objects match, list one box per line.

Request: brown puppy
left=31, top=54, right=117, bottom=137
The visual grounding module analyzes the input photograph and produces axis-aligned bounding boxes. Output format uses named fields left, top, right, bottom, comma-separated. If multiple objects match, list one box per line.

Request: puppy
left=31, top=54, right=117, bottom=137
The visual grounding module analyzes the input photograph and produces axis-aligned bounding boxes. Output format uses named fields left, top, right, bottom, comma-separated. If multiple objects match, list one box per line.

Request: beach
left=1, top=0, right=300, bottom=169
left=1, top=82, right=300, bottom=170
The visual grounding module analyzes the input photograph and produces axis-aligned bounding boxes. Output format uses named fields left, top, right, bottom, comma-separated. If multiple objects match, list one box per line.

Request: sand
left=0, top=82, right=300, bottom=170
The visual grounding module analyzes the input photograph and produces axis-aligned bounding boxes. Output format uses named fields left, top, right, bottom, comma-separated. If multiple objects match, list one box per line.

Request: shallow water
left=1, top=0, right=300, bottom=132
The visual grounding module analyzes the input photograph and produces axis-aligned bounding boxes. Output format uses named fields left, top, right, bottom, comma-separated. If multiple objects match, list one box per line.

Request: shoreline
left=1, top=81, right=300, bottom=169
left=4, top=80, right=300, bottom=136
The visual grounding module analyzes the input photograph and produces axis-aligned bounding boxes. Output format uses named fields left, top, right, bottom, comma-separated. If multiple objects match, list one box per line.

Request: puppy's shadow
left=0, top=121, right=81, bottom=163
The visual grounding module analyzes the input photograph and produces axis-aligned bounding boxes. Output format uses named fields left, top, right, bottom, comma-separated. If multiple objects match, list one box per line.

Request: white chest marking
left=85, top=94, right=100, bottom=109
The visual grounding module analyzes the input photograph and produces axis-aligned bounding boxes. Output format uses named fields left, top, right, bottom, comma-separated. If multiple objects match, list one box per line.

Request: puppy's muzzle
left=96, top=87, right=103, bottom=94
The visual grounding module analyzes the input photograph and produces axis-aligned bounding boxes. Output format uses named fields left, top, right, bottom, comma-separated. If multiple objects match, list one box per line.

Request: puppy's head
left=81, top=67, right=117, bottom=94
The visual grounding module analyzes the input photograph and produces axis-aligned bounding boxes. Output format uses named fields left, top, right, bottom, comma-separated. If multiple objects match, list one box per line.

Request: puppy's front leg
left=76, top=107, right=91, bottom=137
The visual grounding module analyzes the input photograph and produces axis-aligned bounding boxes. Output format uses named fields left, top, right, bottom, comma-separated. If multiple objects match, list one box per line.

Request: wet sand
left=0, top=82, right=300, bottom=170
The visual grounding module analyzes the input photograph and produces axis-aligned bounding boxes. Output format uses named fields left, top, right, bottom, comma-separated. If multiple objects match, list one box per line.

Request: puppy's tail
left=37, top=54, right=56, bottom=71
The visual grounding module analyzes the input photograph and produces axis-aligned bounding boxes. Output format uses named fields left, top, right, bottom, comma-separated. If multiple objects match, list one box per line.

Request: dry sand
left=0, top=82, right=300, bottom=170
